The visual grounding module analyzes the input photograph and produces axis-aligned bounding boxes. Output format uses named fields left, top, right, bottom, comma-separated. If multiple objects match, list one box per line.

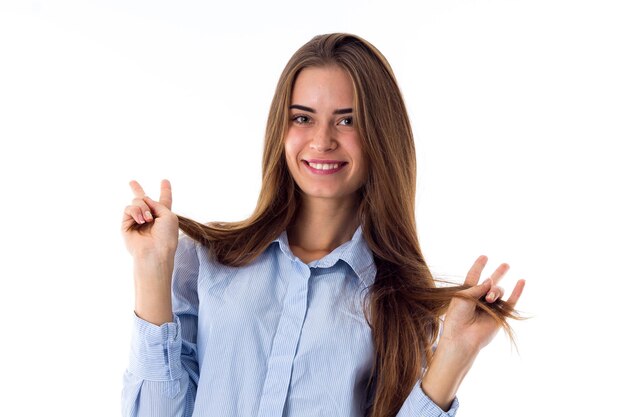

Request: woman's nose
left=309, top=124, right=337, bottom=152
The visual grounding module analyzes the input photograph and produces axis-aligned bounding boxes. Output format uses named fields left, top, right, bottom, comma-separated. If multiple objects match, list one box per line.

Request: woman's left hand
left=440, top=255, right=526, bottom=355
left=421, top=256, right=526, bottom=410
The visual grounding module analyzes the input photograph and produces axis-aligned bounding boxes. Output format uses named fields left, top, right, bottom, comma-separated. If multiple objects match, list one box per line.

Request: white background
left=1, top=1, right=624, bottom=416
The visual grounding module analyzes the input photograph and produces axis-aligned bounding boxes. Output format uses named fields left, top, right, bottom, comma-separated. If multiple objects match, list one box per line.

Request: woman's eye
left=339, top=116, right=353, bottom=126
left=292, top=115, right=310, bottom=124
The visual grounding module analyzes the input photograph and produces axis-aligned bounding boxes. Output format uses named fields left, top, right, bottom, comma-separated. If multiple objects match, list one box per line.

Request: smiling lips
left=303, top=159, right=348, bottom=175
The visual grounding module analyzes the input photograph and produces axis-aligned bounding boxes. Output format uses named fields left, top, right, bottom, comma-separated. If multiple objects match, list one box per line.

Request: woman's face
left=284, top=65, right=367, bottom=205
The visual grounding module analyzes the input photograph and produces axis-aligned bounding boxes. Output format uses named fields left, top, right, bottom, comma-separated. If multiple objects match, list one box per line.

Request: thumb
left=143, top=196, right=172, bottom=218
left=464, top=278, right=492, bottom=299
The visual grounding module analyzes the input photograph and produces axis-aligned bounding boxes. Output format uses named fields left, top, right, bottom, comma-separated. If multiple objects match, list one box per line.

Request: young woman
left=121, top=33, right=525, bottom=417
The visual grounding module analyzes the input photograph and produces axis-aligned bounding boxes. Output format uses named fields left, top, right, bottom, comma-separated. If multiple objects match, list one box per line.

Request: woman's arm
left=122, top=235, right=201, bottom=417
left=420, top=341, right=476, bottom=411
left=394, top=256, right=524, bottom=416
left=121, top=180, right=200, bottom=417
left=133, top=253, right=175, bottom=326
left=122, top=179, right=179, bottom=325
left=122, top=314, right=198, bottom=417
left=421, top=256, right=525, bottom=410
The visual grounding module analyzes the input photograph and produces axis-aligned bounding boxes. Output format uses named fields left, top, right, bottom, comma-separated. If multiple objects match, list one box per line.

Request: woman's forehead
left=291, top=66, right=355, bottom=108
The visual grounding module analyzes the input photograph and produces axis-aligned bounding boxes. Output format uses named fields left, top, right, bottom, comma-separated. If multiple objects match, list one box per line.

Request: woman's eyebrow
left=289, top=104, right=353, bottom=115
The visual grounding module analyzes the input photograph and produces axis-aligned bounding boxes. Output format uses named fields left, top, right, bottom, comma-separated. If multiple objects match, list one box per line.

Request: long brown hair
left=177, top=33, right=519, bottom=417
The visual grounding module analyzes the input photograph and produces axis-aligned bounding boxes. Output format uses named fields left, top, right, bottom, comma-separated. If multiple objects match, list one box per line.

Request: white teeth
left=309, top=162, right=340, bottom=170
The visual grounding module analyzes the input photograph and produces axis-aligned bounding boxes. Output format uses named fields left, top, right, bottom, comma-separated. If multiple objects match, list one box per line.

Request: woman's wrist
left=421, top=339, right=479, bottom=411
left=133, top=256, right=175, bottom=325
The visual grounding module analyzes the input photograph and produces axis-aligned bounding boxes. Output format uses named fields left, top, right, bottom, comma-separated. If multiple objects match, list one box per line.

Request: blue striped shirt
left=122, top=226, right=459, bottom=417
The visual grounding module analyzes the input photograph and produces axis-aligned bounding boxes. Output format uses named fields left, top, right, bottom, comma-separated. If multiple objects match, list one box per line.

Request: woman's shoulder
left=176, top=232, right=199, bottom=257
left=175, top=232, right=236, bottom=271
left=172, top=233, right=226, bottom=291
left=174, top=233, right=215, bottom=272
left=175, top=227, right=285, bottom=275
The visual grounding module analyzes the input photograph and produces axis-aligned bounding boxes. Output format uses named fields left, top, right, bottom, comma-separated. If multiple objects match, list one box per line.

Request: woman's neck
left=287, top=195, right=360, bottom=259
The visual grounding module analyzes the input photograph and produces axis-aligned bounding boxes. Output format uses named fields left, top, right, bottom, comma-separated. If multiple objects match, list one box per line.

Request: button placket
left=256, top=260, right=311, bottom=417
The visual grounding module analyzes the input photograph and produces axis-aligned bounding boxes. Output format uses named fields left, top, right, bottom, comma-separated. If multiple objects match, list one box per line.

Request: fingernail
left=145, top=211, right=153, bottom=220
left=488, top=292, right=496, bottom=301
left=138, top=217, right=145, bottom=224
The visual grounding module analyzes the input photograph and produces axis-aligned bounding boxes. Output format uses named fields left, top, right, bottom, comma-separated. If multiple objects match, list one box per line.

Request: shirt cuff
left=404, top=381, right=460, bottom=417
left=127, top=313, right=183, bottom=381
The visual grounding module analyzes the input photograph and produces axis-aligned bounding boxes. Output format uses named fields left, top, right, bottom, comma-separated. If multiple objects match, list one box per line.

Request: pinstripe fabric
left=122, top=226, right=459, bottom=417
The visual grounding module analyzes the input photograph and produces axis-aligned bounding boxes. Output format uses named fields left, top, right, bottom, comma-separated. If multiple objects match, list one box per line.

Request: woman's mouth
left=302, top=160, right=348, bottom=175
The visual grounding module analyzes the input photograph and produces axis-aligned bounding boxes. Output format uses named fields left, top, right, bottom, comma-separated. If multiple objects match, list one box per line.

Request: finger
left=144, top=195, right=171, bottom=218
left=485, top=285, right=505, bottom=303
left=123, top=204, right=147, bottom=225
left=463, top=278, right=492, bottom=299
left=121, top=213, right=136, bottom=232
left=121, top=211, right=140, bottom=233
left=130, top=197, right=154, bottom=222
left=159, top=179, right=173, bottom=210
left=122, top=192, right=155, bottom=224
left=488, top=263, right=510, bottom=287
left=464, top=255, right=488, bottom=286
left=131, top=196, right=152, bottom=211
left=129, top=180, right=147, bottom=199
left=506, top=279, right=526, bottom=307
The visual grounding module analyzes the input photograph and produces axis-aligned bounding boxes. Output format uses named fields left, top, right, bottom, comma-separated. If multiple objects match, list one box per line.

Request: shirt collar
left=272, top=225, right=376, bottom=287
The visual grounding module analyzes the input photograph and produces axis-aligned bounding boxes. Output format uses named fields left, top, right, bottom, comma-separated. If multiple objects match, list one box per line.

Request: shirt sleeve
left=395, top=381, right=459, bottom=417
left=122, top=235, right=201, bottom=417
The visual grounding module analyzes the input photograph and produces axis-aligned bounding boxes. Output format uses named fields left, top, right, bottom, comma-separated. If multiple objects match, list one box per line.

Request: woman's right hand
left=121, top=179, right=180, bottom=260
left=122, top=179, right=180, bottom=325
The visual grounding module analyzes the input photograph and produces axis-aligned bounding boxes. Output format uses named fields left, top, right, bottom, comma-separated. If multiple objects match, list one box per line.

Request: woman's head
left=261, top=33, right=417, bottom=244
left=283, top=65, right=367, bottom=206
